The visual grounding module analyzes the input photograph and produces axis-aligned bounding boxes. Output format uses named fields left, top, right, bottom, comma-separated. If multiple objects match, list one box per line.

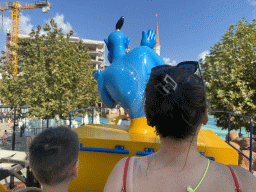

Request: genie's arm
left=99, top=88, right=117, bottom=108
left=94, top=70, right=117, bottom=108
left=125, top=37, right=130, bottom=49
left=140, top=29, right=156, bottom=49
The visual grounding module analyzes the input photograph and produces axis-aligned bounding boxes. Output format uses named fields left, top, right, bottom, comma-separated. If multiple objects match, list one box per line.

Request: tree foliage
left=200, top=17, right=256, bottom=134
left=0, top=19, right=101, bottom=120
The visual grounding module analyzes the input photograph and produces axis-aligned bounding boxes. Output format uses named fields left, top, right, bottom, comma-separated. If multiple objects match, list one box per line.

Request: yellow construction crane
left=0, top=1, right=52, bottom=75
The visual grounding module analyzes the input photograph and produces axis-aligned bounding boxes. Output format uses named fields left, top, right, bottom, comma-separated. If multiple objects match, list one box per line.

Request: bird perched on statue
left=116, top=16, right=124, bottom=31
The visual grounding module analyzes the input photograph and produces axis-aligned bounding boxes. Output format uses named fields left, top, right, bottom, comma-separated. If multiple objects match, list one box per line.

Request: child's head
left=4, top=130, right=6, bottom=133
left=28, top=126, right=80, bottom=187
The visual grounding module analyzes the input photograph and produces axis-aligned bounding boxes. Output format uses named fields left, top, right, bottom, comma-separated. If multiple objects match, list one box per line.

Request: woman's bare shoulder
left=227, top=164, right=256, bottom=192
left=103, top=157, right=129, bottom=192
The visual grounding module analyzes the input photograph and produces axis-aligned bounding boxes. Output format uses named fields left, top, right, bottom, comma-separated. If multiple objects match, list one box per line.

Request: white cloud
left=0, top=15, right=11, bottom=33
left=39, top=30, right=47, bottom=36
left=0, top=12, right=73, bottom=35
left=0, top=13, right=33, bottom=34
left=19, top=14, right=33, bottom=34
left=249, top=0, right=256, bottom=6
left=198, top=50, right=210, bottom=62
left=163, top=57, right=170, bottom=63
left=44, top=13, right=73, bottom=34
left=163, top=57, right=177, bottom=66
left=249, top=0, right=256, bottom=18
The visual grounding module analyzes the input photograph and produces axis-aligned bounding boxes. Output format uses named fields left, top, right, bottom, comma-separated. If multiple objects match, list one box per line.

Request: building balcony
left=98, top=58, right=104, bottom=61
left=87, top=50, right=104, bottom=55
left=91, top=59, right=104, bottom=64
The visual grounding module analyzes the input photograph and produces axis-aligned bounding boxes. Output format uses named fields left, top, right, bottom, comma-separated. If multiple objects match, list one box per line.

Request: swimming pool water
left=74, top=116, right=114, bottom=124
left=23, top=115, right=250, bottom=141
left=202, top=115, right=250, bottom=141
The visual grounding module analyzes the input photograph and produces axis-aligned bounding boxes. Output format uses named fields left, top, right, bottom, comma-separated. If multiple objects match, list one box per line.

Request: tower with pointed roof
left=153, top=22, right=160, bottom=56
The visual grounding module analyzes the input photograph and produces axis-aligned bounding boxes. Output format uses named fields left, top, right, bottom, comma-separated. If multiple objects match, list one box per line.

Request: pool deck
left=0, top=123, right=29, bottom=187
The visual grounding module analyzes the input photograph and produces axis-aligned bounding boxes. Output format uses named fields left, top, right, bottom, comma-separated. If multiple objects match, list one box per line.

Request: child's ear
left=73, top=161, right=79, bottom=177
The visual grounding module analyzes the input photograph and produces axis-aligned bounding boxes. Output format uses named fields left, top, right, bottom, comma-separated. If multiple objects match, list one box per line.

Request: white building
left=60, top=35, right=106, bottom=71
left=6, top=33, right=107, bottom=71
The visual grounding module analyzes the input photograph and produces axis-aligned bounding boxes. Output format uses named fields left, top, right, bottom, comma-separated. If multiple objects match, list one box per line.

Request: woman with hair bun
left=104, top=61, right=256, bottom=192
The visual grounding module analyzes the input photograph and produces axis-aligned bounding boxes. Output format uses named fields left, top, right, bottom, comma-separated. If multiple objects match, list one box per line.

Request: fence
left=70, top=108, right=254, bottom=173
left=22, top=118, right=71, bottom=136
left=208, top=111, right=254, bottom=173
left=20, top=108, right=254, bottom=173
left=69, top=107, right=109, bottom=127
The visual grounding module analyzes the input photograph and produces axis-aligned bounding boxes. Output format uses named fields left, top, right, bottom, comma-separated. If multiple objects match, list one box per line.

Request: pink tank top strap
left=122, top=156, right=132, bottom=192
left=227, top=165, right=241, bottom=192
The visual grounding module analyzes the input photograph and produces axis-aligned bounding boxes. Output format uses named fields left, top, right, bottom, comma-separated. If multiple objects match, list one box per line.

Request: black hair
left=28, top=126, right=80, bottom=186
left=143, top=66, right=207, bottom=141
left=142, top=66, right=208, bottom=176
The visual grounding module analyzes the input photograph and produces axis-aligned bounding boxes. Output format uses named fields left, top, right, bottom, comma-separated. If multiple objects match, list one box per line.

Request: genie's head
left=104, top=31, right=130, bottom=64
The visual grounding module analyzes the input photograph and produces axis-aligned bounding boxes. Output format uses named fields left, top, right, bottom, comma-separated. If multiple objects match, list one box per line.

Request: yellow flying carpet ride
left=67, top=16, right=238, bottom=191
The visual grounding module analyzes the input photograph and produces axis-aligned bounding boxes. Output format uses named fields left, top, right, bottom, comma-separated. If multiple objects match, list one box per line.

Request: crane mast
left=0, top=1, right=52, bottom=75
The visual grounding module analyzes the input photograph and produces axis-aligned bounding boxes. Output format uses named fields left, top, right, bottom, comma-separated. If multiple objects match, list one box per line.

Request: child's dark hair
left=28, top=126, right=80, bottom=186
left=143, top=67, right=207, bottom=141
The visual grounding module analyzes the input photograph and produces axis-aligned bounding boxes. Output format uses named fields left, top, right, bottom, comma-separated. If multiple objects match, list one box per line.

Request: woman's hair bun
left=144, top=69, right=207, bottom=141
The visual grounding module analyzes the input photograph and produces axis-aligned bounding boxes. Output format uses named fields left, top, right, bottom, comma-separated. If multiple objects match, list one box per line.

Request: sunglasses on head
left=151, top=61, right=205, bottom=95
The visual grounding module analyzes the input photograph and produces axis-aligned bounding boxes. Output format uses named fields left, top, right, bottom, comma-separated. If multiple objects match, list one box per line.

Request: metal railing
left=208, top=111, right=254, bottom=173
left=24, top=127, right=49, bottom=137
left=69, top=107, right=109, bottom=127
left=24, top=118, right=68, bottom=136
left=69, top=108, right=254, bottom=173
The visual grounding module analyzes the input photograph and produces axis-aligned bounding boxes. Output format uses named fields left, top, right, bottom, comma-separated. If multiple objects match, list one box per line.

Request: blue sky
left=0, top=0, right=256, bottom=66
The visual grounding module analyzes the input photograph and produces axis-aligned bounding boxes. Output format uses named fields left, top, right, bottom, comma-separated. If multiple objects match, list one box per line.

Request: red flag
left=155, top=14, right=158, bottom=17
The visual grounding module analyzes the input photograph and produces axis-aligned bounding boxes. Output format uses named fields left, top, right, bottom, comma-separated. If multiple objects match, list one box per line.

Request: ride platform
left=68, top=117, right=238, bottom=192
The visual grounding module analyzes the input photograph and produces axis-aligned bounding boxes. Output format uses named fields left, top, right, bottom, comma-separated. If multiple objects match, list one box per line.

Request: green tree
left=0, top=18, right=101, bottom=123
left=200, top=17, right=256, bottom=135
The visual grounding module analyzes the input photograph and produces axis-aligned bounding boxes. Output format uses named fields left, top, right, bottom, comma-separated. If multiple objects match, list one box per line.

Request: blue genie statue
left=94, top=16, right=164, bottom=136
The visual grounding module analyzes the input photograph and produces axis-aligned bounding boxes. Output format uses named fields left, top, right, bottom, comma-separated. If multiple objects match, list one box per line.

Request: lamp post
left=5, top=104, right=29, bottom=189
left=20, top=105, right=29, bottom=137
left=12, top=105, right=17, bottom=151
left=4, top=104, right=22, bottom=151
left=7, top=104, right=17, bottom=189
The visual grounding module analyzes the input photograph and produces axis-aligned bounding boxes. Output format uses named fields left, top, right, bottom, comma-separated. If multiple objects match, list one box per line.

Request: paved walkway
left=0, top=123, right=28, bottom=152
left=0, top=123, right=30, bottom=187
